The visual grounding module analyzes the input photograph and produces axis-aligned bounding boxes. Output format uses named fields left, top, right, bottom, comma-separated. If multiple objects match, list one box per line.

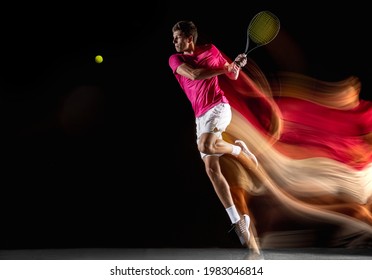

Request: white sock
left=226, top=205, right=240, bottom=224
left=231, top=145, right=241, bottom=156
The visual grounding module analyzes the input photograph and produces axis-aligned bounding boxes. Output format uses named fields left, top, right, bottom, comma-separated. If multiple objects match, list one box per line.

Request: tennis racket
left=242, top=10, right=280, bottom=56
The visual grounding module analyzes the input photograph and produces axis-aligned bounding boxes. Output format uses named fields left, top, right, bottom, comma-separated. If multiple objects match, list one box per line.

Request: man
left=169, top=20, right=258, bottom=248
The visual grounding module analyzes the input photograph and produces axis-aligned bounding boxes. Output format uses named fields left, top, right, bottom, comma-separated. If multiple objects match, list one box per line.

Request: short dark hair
left=172, top=20, right=198, bottom=44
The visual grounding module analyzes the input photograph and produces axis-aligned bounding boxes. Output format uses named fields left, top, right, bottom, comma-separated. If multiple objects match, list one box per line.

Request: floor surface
left=1, top=247, right=371, bottom=260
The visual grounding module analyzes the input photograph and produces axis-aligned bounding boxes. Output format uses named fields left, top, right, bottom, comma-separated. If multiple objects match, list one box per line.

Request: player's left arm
left=176, top=62, right=225, bottom=80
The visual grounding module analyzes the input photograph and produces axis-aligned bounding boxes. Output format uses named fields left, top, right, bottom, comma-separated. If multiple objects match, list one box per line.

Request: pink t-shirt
left=169, top=44, right=229, bottom=117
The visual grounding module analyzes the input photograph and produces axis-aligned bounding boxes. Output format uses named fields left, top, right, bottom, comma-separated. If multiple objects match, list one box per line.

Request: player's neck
left=183, top=43, right=196, bottom=55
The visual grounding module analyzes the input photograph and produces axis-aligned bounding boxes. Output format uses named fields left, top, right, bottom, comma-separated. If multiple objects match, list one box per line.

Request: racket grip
left=234, top=54, right=247, bottom=68
left=234, top=61, right=243, bottom=68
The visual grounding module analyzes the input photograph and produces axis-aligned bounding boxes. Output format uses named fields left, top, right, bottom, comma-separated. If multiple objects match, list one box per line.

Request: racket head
left=245, top=10, right=280, bottom=53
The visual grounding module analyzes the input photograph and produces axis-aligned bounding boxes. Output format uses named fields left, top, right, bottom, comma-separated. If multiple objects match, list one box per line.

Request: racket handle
left=234, top=53, right=247, bottom=68
left=234, top=61, right=243, bottom=68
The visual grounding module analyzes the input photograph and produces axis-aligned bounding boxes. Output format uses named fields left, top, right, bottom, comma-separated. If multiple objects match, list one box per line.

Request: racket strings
left=248, top=12, right=280, bottom=45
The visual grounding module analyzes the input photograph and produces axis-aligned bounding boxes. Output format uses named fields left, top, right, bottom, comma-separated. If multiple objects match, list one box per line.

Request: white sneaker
left=235, top=140, right=258, bottom=167
left=231, top=215, right=251, bottom=246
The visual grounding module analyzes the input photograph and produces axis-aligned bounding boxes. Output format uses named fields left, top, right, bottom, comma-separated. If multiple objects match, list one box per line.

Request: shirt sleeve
left=169, top=54, right=184, bottom=73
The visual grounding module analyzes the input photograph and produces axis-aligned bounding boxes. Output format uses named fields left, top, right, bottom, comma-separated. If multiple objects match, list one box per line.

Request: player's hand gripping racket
left=235, top=10, right=280, bottom=66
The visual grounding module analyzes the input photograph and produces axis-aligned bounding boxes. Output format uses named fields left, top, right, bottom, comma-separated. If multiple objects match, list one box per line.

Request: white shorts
left=195, top=103, right=232, bottom=158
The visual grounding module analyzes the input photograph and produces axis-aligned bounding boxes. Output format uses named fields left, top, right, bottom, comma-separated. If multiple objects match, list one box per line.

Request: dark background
left=0, top=1, right=371, bottom=249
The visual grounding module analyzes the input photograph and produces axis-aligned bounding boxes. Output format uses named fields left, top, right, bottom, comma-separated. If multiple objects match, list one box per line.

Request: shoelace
left=228, top=219, right=247, bottom=235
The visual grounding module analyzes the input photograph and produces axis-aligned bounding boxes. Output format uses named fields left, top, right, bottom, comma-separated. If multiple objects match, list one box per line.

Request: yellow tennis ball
left=95, top=55, right=103, bottom=63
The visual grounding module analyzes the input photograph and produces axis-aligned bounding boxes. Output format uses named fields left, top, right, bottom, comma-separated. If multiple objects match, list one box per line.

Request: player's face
left=172, top=31, right=192, bottom=53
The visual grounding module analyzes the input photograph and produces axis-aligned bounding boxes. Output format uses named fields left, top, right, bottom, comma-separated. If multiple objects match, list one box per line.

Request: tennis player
left=169, top=20, right=258, bottom=249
